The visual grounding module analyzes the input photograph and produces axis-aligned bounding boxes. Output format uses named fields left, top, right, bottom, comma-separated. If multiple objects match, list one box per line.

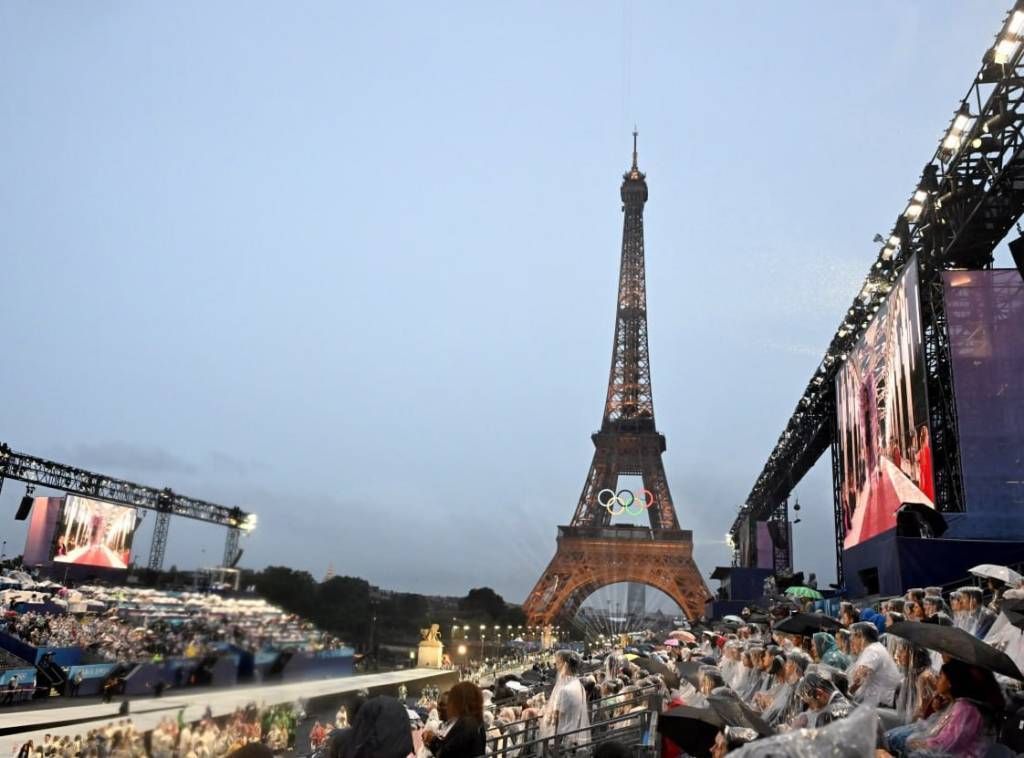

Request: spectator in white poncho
left=541, top=650, right=589, bottom=749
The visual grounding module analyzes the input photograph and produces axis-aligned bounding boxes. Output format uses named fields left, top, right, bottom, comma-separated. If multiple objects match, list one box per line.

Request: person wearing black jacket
left=422, top=682, right=486, bottom=758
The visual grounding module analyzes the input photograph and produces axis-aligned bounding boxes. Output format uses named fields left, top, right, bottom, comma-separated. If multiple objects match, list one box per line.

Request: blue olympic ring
left=597, top=488, right=656, bottom=516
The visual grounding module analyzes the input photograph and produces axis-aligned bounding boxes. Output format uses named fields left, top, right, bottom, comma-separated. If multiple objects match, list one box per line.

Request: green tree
left=459, top=587, right=507, bottom=619
left=253, top=566, right=317, bottom=617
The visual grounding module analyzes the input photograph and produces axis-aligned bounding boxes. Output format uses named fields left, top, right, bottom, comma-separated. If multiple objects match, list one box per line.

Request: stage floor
left=0, top=667, right=453, bottom=753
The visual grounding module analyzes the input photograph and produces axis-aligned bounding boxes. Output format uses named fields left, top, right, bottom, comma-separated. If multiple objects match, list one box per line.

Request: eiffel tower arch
left=523, top=134, right=711, bottom=626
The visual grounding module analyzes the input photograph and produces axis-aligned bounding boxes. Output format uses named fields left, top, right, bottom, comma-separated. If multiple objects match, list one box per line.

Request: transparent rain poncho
left=730, top=704, right=879, bottom=758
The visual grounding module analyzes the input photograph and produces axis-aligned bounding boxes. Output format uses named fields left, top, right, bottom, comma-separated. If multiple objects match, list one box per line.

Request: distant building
left=627, top=583, right=646, bottom=617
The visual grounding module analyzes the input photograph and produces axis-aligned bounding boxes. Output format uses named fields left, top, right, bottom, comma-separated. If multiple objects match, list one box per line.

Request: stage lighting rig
left=0, top=441, right=254, bottom=571
left=731, top=0, right=1024, bottom=582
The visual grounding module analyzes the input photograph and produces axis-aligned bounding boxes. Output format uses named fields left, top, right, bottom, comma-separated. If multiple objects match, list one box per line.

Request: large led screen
left=22, top=497, right=63, bottom=567
left=54, top=496, right=137, bottom=569
left=944, top=269, right=1024, bottom=520
left=836, top=260, right=933, bottom=549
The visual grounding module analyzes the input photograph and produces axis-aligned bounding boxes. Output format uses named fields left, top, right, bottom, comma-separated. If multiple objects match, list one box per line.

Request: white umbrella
left=970, top=564, right=1023, bottom=586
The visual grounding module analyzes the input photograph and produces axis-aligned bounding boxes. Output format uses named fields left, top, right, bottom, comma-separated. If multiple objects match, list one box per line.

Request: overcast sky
left=0, top=2, right=1016, bottom=605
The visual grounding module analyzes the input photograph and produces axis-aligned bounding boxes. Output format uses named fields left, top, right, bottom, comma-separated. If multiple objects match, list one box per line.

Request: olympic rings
left=597, top=488, right=656, bottom=517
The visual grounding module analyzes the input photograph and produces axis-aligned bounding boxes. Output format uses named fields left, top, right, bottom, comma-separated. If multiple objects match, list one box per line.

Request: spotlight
left=14, top=485, right=36, bottom=521
left=983, top=108, right=1018, bottom=135
left=978, top=60, right=1005, bottom=84
left=970, top=135, right=1003, bottom=153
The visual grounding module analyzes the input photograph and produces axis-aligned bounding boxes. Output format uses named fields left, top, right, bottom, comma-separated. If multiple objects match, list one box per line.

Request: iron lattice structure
left=730, top=1, right=1024, bottom=582
left=524, top=137, right=710, bottom=626
left=570, top=134, right=679, bottom=533
left=0, top=442, right=251, bottom=571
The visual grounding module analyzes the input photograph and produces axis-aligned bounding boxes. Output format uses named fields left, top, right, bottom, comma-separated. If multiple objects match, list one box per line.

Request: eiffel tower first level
left=523, top=134, right=711, bottom=626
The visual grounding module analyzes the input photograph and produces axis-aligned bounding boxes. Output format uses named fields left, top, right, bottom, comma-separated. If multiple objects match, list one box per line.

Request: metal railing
left=485, top=689, right=662, bottom=756
left=483, top=705, right=659, bottom=758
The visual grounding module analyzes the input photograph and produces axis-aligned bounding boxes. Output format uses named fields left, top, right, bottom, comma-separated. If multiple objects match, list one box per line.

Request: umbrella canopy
left=998, top=599, right=1024, bottom=630
left=659, top=705, right=722, bottom=757
left=706, top=691, right=773, bottom=738
left=886, top=621, right=1024, bottom=680
left=676, top=660, right=703, bottom=687
left=785, top=586, right=823, bottom=600
left=897, top=502, right=949, bottom=538
left=669, top=630, right=697, bottom=643
left=773, top=612, right=842, bottom=638
left=624, top=653, right=639, bottom=661
left=970, top=564, right=1023, bottom=587
left=722, top=614, right=745, bottom=625
left=632, top=654, right=680, bottom=688
left=663, top=638, right=681, bottom=647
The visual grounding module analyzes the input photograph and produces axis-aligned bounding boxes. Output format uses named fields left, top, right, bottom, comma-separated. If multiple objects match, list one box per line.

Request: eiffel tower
left=523, top=134, right=710, bottom=626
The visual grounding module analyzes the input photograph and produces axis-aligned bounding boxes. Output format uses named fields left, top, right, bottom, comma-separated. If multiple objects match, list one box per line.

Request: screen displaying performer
left=836, top=258, right=934, bottom=549
left=53, top=496, right=137, bottom=569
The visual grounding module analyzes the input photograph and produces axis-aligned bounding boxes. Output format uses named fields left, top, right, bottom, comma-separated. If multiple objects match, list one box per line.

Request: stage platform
left=0, top=667, right=457, bottom=753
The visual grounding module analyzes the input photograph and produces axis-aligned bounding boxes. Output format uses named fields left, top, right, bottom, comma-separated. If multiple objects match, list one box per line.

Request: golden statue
left=420, top=624, right=441, bottom=643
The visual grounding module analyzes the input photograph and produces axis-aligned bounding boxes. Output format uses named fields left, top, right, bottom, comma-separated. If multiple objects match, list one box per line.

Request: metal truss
left=730, top=2, right=1024, bottom=568
left=223, top=527, right=241, bottom=568
left=0, top=442, right=252, bottom=571
left=147, top=505, right=172, bottom=571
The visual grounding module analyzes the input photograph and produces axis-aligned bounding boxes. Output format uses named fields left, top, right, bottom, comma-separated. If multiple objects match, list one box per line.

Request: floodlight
left=942, top=104, right=973, bottom=154
left=995, top=38, right=1019, bottom=64
left=952, top=107, right=971, bottom=133
left=1008, top=10, right=1024, bottom=36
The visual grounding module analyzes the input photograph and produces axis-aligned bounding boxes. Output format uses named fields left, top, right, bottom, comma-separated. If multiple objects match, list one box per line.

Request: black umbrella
left=896, top=502, right=948, bottom=538
left=773, top=612, right=843, bottom=637
left=886, top=621, right=1024, bottom=680
left=677, top=660, right=703, bottom=687
left=1001, top=598, right=1024, bottom=630
left=658, top=704, right=722, bottom=757
left=632, top=654, right=680, bottom=688
left=706, top=691, right=773, bottom=738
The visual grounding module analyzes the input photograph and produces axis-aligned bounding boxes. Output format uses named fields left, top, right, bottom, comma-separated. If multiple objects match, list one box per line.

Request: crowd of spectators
left=1, top=586, right=344, bottom=665
left=638, top=565, right=1024, bottom=755
left=14, top=703, right=296, bottom=758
